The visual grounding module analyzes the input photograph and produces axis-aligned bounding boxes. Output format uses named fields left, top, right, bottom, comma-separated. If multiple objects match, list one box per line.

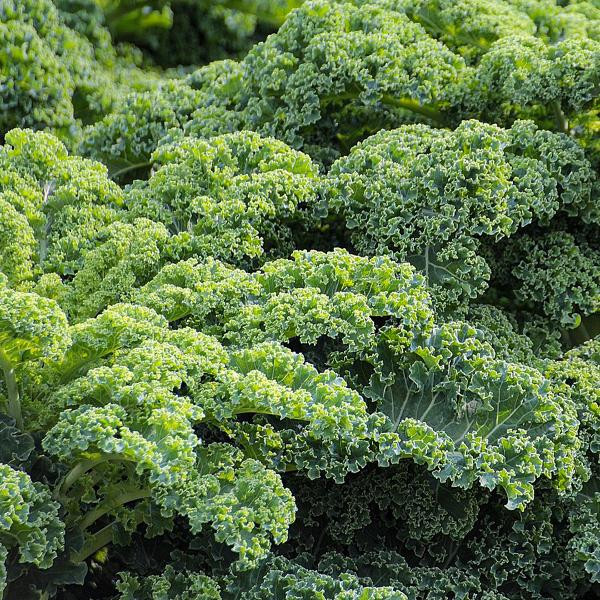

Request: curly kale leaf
left=326, top=119, right=596, bottom=314
left=126, top=131, right=319, bottom=265
left=566, top=478, right=600, bottom=583
left=0, top=20, right=74, bottom=135
left=490, top=230, right=600, bottom=328
left=228, top=555, right=406, bottom=599
left=366, top=322, right=581, bottom=509
left=133, top=249, right=433, bottom=360
left=0, top=129, right=124, bottom=283
left=546, top=337, right=600, bottom=456
left=62, top=219, right=170, bottom=321
left=79, top=80, right=207, bottom=181
left=0, top=284, right=70, bottom=428
left=0, top=464, right=65, bottom=579
left=117, top=564, right=222, bottom=599
left=473, top=34, right=600, bottom=127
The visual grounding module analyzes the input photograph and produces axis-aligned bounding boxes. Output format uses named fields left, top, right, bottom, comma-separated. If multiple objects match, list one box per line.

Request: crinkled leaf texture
left=0, top=464, right=65, bottom=573
left=366, top=323, right=580, bottom=509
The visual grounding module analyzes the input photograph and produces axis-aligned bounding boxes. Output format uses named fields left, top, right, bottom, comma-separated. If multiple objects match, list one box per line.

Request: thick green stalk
left=72, top=523, right=115, bottom=564
left=223, top=0, right=303, bottom=26
left=109, top=161, right=151, bottom=181
left=105, top=0, right=160, bottom=25
left=551, top=100, right=569, bottom=134
left=73, top=512, right=144, bottom=563
left=58, top=454, right=135, bottom=500
left=382, top=95, right=447, bottom=125
left=79, top=488, right=151, bottom=531
left=322, top=90, right=447, bottom=125
left=0, top=350, right=21, bottom=429
left=60, top=459, right=103, bottom=497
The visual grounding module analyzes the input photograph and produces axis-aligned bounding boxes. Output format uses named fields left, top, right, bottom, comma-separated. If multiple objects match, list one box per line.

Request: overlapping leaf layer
left=0, top=0, right=599, bottom=598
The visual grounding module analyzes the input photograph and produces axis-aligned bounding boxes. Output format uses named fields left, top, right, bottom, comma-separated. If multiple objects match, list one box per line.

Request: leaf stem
left=79, top=488, right=151, bottom=531
left=551, top=100, right=569, bottom=134
left=58, top=454, right=135, bottom=499
left=106, top=1, right=156, bottom=25
left=72, top=523, right=115, bottom=564
left=110, top=161, right=151, bottom=180
left=59, top=459, right=103, bottom=498
left=321, top=90, right=447, bottom=126
left=381, top=95, right=448, bottom=126
left=0, top=350, right=21, bottom=429
left=73, top=511, right=144, bottom=564
left=221, top=0, right=303, bottom=26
